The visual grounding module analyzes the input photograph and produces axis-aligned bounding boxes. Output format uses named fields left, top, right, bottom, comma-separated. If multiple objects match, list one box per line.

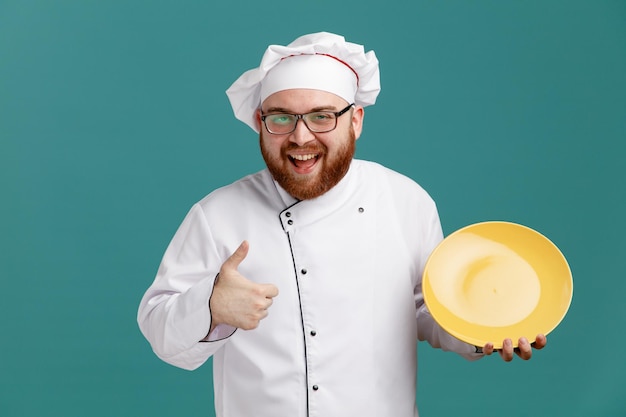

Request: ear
left=255, top=109, right=263, bottom=132
left=351, top=105, right=364, bottom=140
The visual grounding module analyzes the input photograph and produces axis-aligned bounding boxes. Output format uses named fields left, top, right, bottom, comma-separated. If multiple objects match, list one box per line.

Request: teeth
left=291, top=154, right=317, bottom=161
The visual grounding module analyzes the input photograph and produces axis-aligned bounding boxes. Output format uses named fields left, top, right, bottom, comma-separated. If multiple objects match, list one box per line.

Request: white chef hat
left=226, top=32, right=380, bottom=132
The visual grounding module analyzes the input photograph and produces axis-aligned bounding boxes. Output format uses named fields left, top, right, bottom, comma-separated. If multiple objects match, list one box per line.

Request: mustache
left=282, top=142, right=327, bottom=154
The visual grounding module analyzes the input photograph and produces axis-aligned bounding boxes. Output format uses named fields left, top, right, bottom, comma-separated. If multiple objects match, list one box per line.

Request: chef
left=137, top=32, right=546, bottom=417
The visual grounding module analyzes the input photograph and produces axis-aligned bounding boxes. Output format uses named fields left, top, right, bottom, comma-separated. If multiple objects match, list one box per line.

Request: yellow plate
left=423, top=221, right=573, bottom=349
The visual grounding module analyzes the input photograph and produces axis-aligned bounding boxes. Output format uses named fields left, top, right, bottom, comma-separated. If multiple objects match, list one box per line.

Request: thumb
left=222, top=240, right=249, bottom=271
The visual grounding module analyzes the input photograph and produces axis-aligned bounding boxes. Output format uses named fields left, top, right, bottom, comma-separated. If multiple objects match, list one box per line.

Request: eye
left=268, top=114, right=294, bottom=125
left=308, top=112, right=334, bottom=122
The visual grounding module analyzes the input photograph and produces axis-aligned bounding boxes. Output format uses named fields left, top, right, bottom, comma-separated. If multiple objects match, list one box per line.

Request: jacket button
left=287, top=219, right=293, bottom=225
left=312, top=385, right=319, bottom=391
left=310, top=330, right=317, bottom=336
left=301, top=268, right=307, bottom=275
left=285, top=212, right=291, bottom=217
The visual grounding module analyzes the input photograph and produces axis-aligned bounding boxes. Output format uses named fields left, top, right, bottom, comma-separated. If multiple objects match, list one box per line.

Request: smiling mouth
left=289, top=153, right=319, bottom=171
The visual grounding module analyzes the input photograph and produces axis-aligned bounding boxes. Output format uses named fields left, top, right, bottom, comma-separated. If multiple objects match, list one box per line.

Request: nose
left=289, top=118, right=315, bottom=146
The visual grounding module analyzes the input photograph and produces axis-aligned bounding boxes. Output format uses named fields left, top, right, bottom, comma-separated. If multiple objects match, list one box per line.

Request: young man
left=138, top=32, right=545, bottom=417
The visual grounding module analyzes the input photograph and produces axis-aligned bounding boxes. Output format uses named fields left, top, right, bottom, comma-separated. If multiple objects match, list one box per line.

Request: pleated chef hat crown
left=226, top=32, right=380, bottom=133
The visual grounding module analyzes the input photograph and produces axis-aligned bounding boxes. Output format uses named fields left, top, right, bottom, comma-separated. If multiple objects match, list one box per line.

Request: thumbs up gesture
left=209, top=241, right=279, bottom=331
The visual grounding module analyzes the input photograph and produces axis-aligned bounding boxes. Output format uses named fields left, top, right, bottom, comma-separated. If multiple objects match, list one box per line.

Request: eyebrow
left=262, top=105, right=339, bottom=114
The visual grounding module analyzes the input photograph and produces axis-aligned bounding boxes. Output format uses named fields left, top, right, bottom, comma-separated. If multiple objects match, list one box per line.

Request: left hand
left=482, top=334, right=547, bottom=361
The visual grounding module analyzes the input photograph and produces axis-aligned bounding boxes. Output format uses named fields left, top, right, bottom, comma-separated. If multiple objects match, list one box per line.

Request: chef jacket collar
left=272, top=159, right=357, bottom=222
left=274, top=180, right=298, bottom=207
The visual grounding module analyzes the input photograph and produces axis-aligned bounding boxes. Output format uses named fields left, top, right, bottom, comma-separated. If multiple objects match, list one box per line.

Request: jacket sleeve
left=137, top=203, right=236, bottom=370
left=414, top=204, right=484, bottom=361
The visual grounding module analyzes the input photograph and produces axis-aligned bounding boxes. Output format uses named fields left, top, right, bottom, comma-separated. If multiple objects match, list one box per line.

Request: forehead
left=261, top=89, right=349, bottom=112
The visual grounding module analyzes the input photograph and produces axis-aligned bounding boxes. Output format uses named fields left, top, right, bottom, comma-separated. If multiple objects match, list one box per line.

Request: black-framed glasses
left=260, top=103, right=355, bottom=135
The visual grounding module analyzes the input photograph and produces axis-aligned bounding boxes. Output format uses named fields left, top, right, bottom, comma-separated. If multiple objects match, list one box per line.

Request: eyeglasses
left=260, top=103, right=355, bottom=135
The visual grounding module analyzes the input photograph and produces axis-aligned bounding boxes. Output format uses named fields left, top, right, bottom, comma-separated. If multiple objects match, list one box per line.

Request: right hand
left=209, top=241, right=279, bottom=331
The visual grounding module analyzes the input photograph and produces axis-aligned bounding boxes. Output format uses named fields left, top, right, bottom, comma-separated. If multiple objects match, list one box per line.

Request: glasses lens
left=265, top=114, right=296, bottom=134
left=304, top=112, right=337, bottom=132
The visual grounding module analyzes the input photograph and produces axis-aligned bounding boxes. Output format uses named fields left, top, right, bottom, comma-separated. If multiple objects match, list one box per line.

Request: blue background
left=1, top=0, right=625, bottom=415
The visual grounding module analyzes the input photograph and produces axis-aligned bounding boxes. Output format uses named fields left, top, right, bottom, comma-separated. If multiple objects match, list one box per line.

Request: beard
left=260, top=127, right=356, bottom=200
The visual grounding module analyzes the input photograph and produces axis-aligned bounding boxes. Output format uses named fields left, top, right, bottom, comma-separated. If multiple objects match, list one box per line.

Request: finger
left=222, top=240, right=249, bottom=271
left=516, top=337, right=532, bottom=360
left=534, top=334, right=547, bottom=350
left=262, top=296, right=274, bottom=310
left=260, top=283, right=279, bottom=298
left=499, top=338, right=514, bottom=362
left=482, top=342, right=495, bottom=356
left=252, top=296, right=272, bottom=312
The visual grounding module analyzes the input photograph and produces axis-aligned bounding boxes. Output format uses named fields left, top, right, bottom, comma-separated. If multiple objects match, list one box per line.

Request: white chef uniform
left=138, top=159, right=482, bottom=417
